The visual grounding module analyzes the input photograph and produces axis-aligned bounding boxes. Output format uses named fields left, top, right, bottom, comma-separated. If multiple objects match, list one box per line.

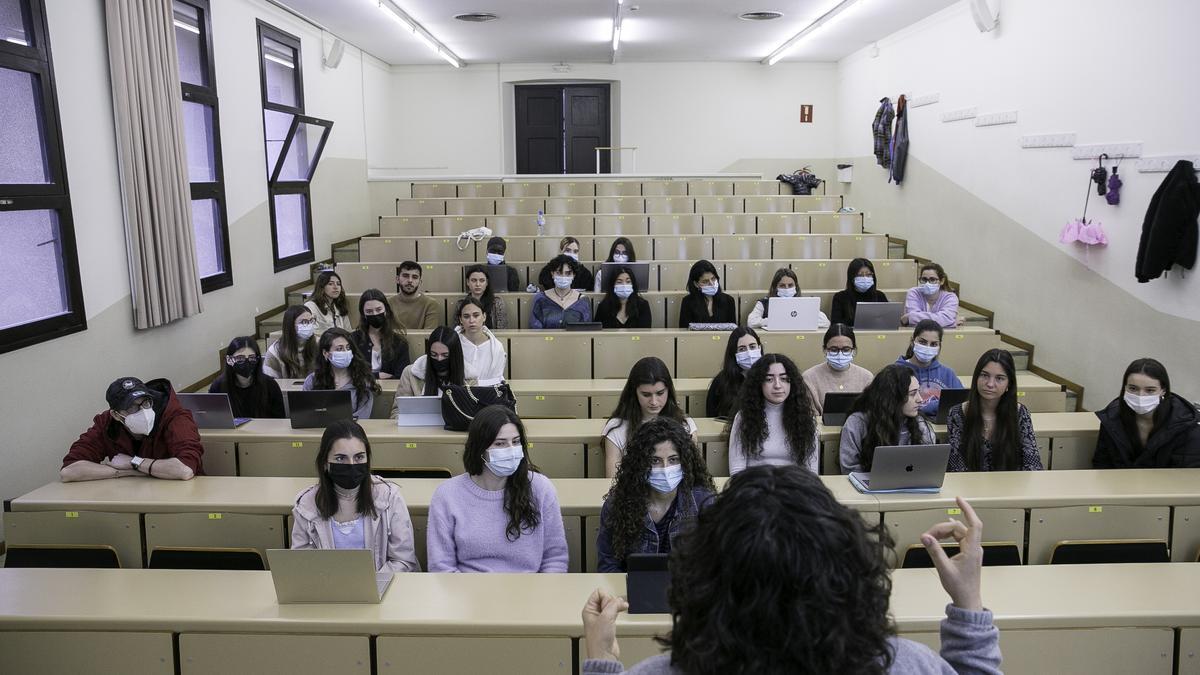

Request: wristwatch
left=130, top=456, right=146, bottom=471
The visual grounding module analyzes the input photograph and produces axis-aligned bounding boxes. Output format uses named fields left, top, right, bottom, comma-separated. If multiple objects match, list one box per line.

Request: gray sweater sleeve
left=839, top=412, right=868, bottom=474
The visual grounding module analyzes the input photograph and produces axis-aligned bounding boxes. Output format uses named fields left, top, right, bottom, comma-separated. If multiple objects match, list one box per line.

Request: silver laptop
left=178, top=393, right=251, bottom=428
left=393, top=395, right=444, bottom=427
left=850, top=444, right=950, bottom=491
left=854, top=301, right=903, bottom=330
left=764, top=296, right=820, bottom=331
left=266, top=549, right=393, bottom=604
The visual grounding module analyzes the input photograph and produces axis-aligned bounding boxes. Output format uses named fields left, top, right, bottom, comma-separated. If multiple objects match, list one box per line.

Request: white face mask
left=1124, top=392, right=1162, bottom=415
left=613, top=283, right=634, bottom=299
left=776, top=287, right=797, bottom=298
left=826, top=351, right=854, bottom=370
left=735, top=347, right=761, bottom=371
left=563, top=251, right=579, bottom=261
left=295, top=323, right=315, bottom=341
left=612, top=253, right=629, bottom=263
left=648, top=465, right=684, bottom=494
left=484, top=445, right=524, bottom=477
left=328, top=350, right=354, bottom=369
left=853, top=276, right=875, bottom=292
left=919, top=281, right=941, bottom=296
left=486, top=252, right=504, bottom=265
left=912, top=343, right=940, bottom=363
left=700, top=280, right=719, bottom=297
left=122, top=408, right=155, bottom=436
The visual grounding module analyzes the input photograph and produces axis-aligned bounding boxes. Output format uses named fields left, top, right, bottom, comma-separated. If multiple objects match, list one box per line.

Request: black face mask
left=328, top=462, right=370, bottom=490
left=232, top=361, right=258, bottom=378
left=431, top=357, right=451, bottom=376
left=364, top=314, right=386, bottom=329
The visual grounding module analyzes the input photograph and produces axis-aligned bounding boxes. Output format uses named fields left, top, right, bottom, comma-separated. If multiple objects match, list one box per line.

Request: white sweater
left=455, top=326, right=507, bottom=384
left=728, top=402, right=820, bottom=474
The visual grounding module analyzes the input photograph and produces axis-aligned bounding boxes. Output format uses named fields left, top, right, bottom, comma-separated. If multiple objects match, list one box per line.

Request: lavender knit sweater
left=427, top=472, right=569, bottom=573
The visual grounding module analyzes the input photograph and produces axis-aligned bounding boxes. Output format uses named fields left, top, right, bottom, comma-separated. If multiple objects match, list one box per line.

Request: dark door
left=515, top=84, right=611, bottom=174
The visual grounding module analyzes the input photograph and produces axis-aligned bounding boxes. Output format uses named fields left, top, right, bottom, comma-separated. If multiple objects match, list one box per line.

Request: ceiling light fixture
left=378, top=0, right=463, bottom=68
left=453, top=12, right=498, bottom=22
left=762, top=0, right=862, bottom=66
left=739, top=11, right=784, bottom=21
left=611, top=0, right=623, bottom=61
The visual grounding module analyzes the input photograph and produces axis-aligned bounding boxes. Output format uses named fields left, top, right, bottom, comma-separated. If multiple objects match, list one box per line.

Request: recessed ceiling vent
left=739, top=11, right=784, bottom=21
left=454, top=12, right=498, bottom=22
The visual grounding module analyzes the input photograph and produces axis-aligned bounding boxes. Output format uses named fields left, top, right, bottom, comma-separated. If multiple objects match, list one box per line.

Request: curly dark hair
left=731, top=354, right=817, bottom=465
left=462, top=405, right=542, bottom=541
left=537, top=254, right=586, bottom=291
left=848, top=364, right=930, bottom=471
left=312, top=327, right=381, bottom=402
left=663, top=465, right=897, bottom=674
left=603, top=417, right=715, bottom=562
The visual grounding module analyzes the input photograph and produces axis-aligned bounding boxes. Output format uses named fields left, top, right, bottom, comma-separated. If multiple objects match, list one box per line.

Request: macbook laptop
left=821, top=391, right=862, bottom=426
left=932, top=388, right=970, bottom=425
left=600, top=261, right=650, bottom=292
left=626, top=553, right=670, bottom=614
left=286, top=390, right=354, bottom=429
left=266, top=549, right=393, bottom=604
left=393, top=395, right=444, bottom=427
left=849, top=444, right=951, bottom=492
left=178, top=393, right=251, bottom=429
left=764, top=296, right=821, bottom=331
left=854, top=301, right=904, bottom=330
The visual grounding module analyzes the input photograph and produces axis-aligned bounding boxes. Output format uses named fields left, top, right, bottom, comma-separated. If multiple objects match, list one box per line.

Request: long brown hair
left=278, top=305, right=317, bottom=377
left=312, top=327, right=380, bottom=401
left=462, top=406, right=541, bottom=540
left=313, top=420, right=378, bottom=520
left=357, top=288, right=407, bottom=365
left=960, top=349, right=1021, bottom=470
left=311, top=270, right=349, bottom=317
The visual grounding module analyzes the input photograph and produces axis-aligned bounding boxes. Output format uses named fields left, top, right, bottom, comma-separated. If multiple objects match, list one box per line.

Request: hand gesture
left=920, top=496, right=984, bottom=612
left=108, top=454, right=134, bottom=470
left=582, top=588, right=629, bottom=662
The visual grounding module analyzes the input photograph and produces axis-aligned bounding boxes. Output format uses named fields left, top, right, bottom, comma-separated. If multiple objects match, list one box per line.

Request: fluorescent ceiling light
left=378, top=0, right=464, bottom=66
left=612, top=23, right=621, bottom=51
left=377, top=0, right=412, bottom=30
left=172, top=19, right=201, bottom=35
left=763, top=0, right=863, bottom=65
left=264, top=53, right=295, bottom=69
left=437, top=49, right=462, bottom=68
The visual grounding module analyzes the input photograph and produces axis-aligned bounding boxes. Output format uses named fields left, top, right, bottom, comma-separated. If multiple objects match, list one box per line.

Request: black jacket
left=1092, top=393, right=1200, bottom=468
left=678, top=292, right=737, bottom=328
left=350, top=329, right=411, bottom=379
left=830, top=288, right=889, bottom=326
left=595, top=296, right=652, bottom=329
left=489, top=263, right=523, bottom=292
left=1136, top=160, right=1199, bottom=282
left=209, top=375, right=286, bottom=419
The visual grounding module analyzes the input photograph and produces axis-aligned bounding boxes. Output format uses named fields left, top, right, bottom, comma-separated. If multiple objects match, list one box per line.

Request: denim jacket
left=595, top=486, right=713, bottom=572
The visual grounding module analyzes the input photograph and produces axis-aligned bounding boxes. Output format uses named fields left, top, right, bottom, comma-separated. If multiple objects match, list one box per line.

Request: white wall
left=0, top=0, right=372, bottom=537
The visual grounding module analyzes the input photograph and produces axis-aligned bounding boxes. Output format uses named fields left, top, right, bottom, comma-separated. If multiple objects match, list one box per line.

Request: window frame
left=176, top=0, right=232, bottom=293
left=268, top=113, right=333, bottom=185
left=0, top=0, right=87, bottom=354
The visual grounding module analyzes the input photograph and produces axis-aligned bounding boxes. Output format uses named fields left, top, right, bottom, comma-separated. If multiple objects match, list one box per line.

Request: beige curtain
left=106, top=0, right=202, bottom=329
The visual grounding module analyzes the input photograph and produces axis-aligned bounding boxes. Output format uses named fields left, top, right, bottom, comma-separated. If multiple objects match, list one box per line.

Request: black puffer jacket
left=1092, top=393, right=1200, bottom=468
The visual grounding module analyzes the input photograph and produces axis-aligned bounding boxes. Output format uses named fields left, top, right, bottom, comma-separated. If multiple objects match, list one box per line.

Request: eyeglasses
left=295, top=319, right=317, bottom=326
left=919, top=277, right=941, bottom=284
left=228, top=356, right=259, bottom=365
left=825, top=347, right=855, bottom=355
left=113, top=398, right=153, bottom=418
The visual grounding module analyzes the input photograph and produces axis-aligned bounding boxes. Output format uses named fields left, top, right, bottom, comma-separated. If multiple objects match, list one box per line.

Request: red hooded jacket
left=62, top=378, right=205, bottom=474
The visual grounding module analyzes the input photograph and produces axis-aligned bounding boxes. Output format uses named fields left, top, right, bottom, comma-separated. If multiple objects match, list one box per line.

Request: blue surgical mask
left=295, top=323, right=315, bottom=341
left=912, top=343, right=939, bottom=363
left=853, top=276, right=875, bottom=293
left=648, top=464, right=684, bottom=494
left=826, top=351, right=854, bottom=370
left=735, top=347, right=761, bottom=371
left=484, top=445, right=524, bottom=477
left=486, top=252, right=504, bottom=265
left=612, top=253, right=629, bottom=263
left=919, top=282, right=941, bottom=296
left=700, top=281, right=719, bottom=297
left=776, top=287, right=797, bottom=298
left=613, top=283, right=634, bottom=299
left=329, top=350, right=354, bottom=369
left=563, top=251, right=579, bottom=261
left=553, top=275, right=573, bottom=289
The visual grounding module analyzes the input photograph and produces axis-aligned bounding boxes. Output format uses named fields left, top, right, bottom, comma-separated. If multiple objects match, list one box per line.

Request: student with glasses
left=302, top=327, right=380, bottom=420
left=802, top=324, right=874, bottom=415
left=208, top=336, right=285, bottom=418
left=903, top=262, right=962, bottom=327
left=349, top=289, right=410, bottom=380
left=263, top=305, right=318, bottom=379
left=61, top=377, right=204, bottom=482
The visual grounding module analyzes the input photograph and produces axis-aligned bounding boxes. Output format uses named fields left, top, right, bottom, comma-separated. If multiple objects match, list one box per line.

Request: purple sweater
left=904, top=288, right=959, bottom=328
left=427, top=472, right=569, bottom=573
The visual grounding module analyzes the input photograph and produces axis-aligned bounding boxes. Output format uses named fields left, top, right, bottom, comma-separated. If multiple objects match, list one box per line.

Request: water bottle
left=536, top=209, right=545, bottom=236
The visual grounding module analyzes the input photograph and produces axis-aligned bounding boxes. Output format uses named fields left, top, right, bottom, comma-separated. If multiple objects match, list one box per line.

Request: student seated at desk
left=263, top=305, right=318, bottom=379
left=747, top=268, right=830, bottom=330
left=455, top=297, right=507, bottom=384
left=485, top=236, right=523, bottom=292
left=350, top=289, right=410, bottom=380
left=304, top=269, right=349, bottom=337
left=903, top=262, right=962, bottom=328
left=603, top=357, right=699, bottom=478
left=595, top=417, right=715, bottom=573
left=948, top=349, right=1042, bottom=472
left=61, top=376, right=203, bottom=482
left=290, top=420, right=419, bottom=572
left=427, top=406, right=568, bottom=573
left=393, top=261, right=442, bottom=331
left=839, top=364, right=935, bottom=474
left=302, top=328, right=379, bottom=420
left=593, top=237, right=638, bottom=293
left=829, top=258, right=888, bottom=326
left=464, top=263, right=509, bottom=330
left=594, top=265, right=652, bottom=329
left=705, top=326, right=763, bottom=419
left=677, top=259, right=736, bottom=328
left=209, top=336, right=285, bottom=418
left=391, top=327, right=475, bottom=407
left=896, top=319, right=962, bottom=418
left=581, top=467, right=1000, bottom=674
left=802, top=323, right=873, bottom=416
left=1093, top=358, right=1200, bottom=469
left=728, top=354, right=819, bottom=475
left=555, top=236, right=594, bottom=291
left=530, top=255, right=592, bottom=329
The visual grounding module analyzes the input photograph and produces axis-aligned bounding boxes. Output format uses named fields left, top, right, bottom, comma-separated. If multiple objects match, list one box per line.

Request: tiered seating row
left=380, top=211, right=862, bottom=237
left=394, top=195, right=842, bottom=217
left=410, top=178, right=827, bottom=198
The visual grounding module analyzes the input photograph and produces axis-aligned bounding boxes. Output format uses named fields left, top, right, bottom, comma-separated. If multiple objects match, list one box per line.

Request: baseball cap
left=105, top=377, right=153, bottom=412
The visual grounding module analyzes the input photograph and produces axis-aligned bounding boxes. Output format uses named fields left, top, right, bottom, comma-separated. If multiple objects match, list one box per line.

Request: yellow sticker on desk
left=795, top=335, right=805, bottom=340
left=361, top=265, right=369, bottom=270
left=712, top=335, right=721, bottom=340
left=1089, top=506, right=1103, bottom=513
left=208, top=513, right=222, bottom=520
left=947, top=508, right=962, bottom=516
left=955, top=334, right=964, bottom=340
left=384, top=239, right=392, bottom=243
left=535, top=395, right=546, bottom=401
left=876, top=335, right=887, bottom=340
left=1017, top=391, right=1026, bottom=397
left=291, top=442, right=304, bottom=448
left=855, top=236, right=863, bottom=241
left=631, top=336, right=640, bottom=341
left=65, top=511, right=79, bottom=518
left=406, top=443, right=417, bottom=448
left=818, top=262, right=827, bottom=267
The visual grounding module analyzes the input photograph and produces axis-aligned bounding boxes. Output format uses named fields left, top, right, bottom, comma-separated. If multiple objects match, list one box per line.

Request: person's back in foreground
left=581, top=464, right=1001, bottom=674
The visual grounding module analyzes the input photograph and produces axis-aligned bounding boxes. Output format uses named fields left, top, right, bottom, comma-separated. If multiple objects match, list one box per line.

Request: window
left=173, top=0, right=231, bottom=292
left=0, top=0, right=86, bottom=354
left=256, top=21, right=332, bottom=272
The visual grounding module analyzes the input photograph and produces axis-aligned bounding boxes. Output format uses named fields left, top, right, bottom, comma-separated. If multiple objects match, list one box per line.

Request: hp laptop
left=853, top=302, right=903, bottom=330
left=286, top=390, right=354, bottom=429
left=178, top=393, right=251, bottom=429
left=393, top=395, right=444, bottom=427
left=600, top=261, right=650, bottom=292
left=626, top=553, right=670, bottom=614
left=821, top=392, right=862, bottom=426
left=266, top=549, right=393, bottom=604
left=932, top=388, right=970, bottom=425
left=848, top=444, right=951, bottom=493
left=764, top=296, right=821, bottom=331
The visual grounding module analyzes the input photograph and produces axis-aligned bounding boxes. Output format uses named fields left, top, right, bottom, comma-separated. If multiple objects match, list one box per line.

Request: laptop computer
left=932, top=388, right=970, bottom=425
left=178, top=393, right=251, bottom=428
left=600, top=261, right=650, bottom=292
left=266, top=549, right=393, bottom=604
left=564, top=321, right=603, bottom=331
left=393, top=395, right=444, bottom=427
left=764, top=296, right=821, bottom=331
left=626, top=553, right=670, bottom=614
left=821, top=391, right=862, bottom=426
left=848, top=444, right=951, bottom=493
left=854, top=301, right=904, bottom=330
left=286, top=390, right=354, bottom=429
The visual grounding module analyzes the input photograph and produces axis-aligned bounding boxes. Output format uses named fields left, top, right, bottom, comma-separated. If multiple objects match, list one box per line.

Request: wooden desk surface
left=1, top=565, right=1198, bottom=635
